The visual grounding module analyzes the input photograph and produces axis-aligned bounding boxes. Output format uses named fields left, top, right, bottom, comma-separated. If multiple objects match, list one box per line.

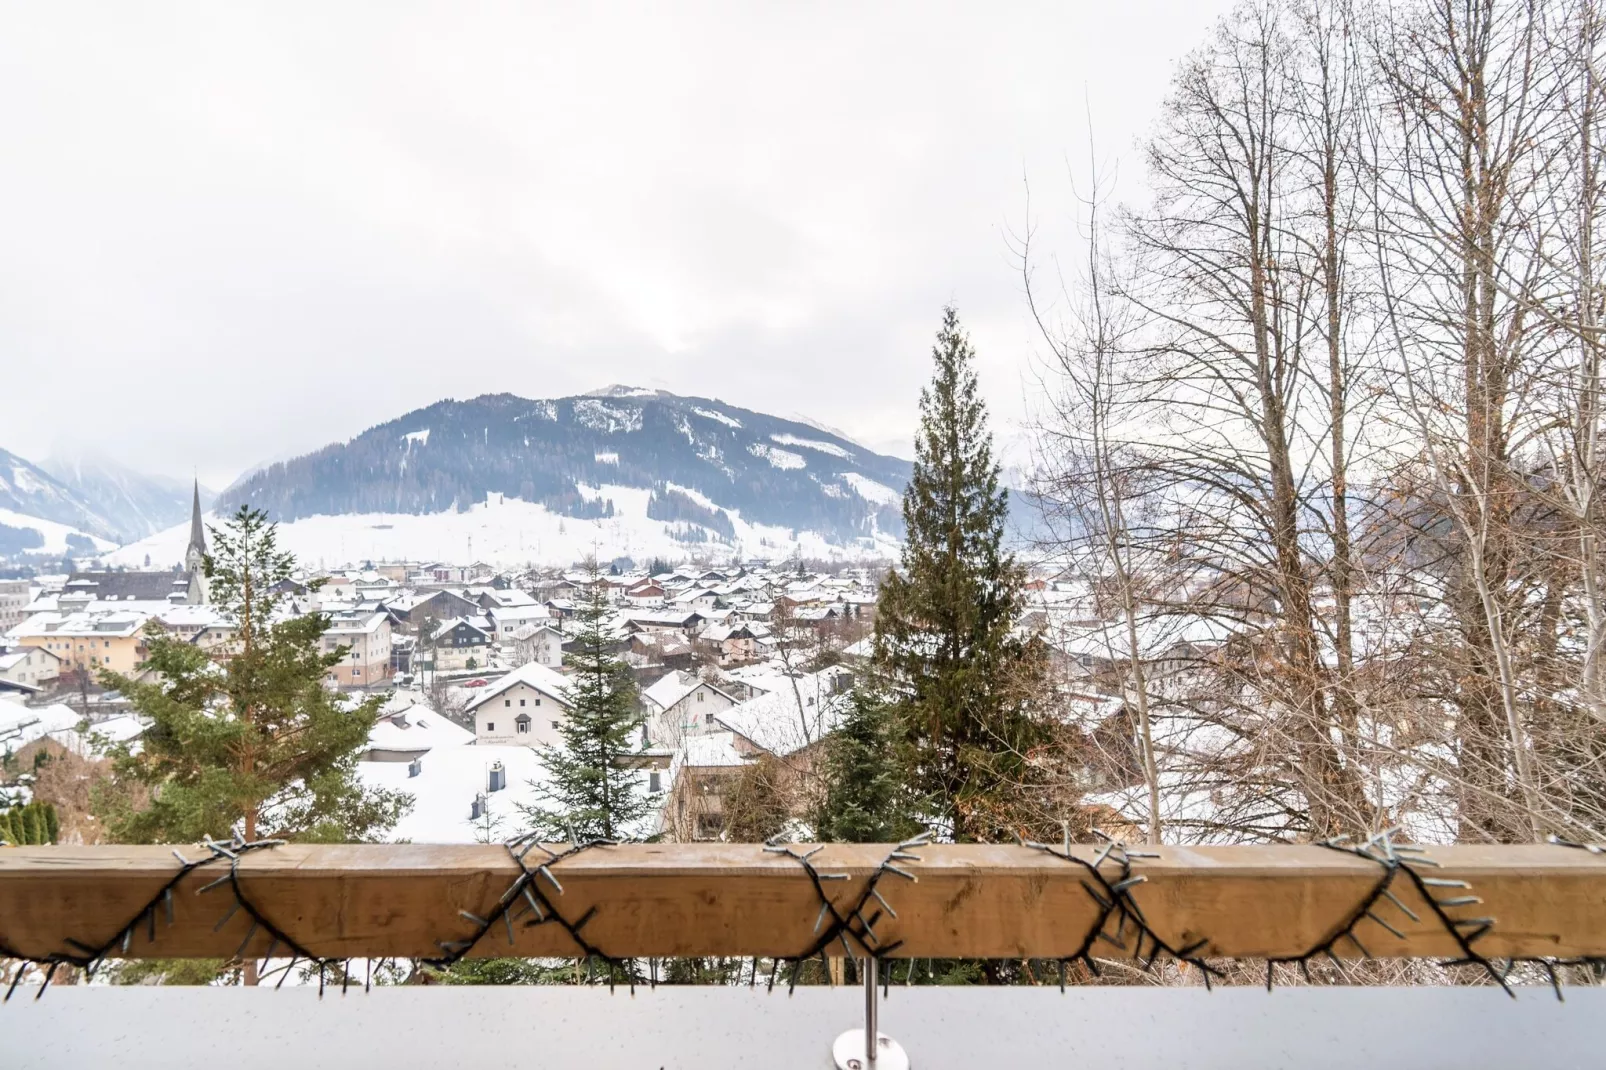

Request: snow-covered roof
left=154, top=605, right=230, bottom=629
left=713, top=668, right=852, bottom=757
left=367, top=702, right=475, bottom=754
left=641, top=670, right=725, bottom=713
left=326, top=611, right=388, bottom=637
left=676, top=731, right=748, bottom=769
left=0, top=702, right=82, bottom=755
left=431, top=617, right=491, bottom=642
left=46, top=713, right=149, bottom=757
left=0, top=648, right=61, bottom=670
left=15, top=610, right=150, bottom=638
left=463, top=662, right=574, bottom=713
left=488, top=604, right=551, bottom=624
left=359, top=742, right=663, bottom=844
left=362, top=744, right=552, bottom=843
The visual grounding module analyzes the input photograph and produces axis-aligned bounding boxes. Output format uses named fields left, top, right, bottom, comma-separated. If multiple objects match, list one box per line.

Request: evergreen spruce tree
left=0, top=800, right=59, bottom=844
left=873, top=306, right=1050, bottom=842
left=814, top=690, right=918, bottom=843
left=522, top=560, right=648, bottom=841
left=95, top=506, right=410, bottom=845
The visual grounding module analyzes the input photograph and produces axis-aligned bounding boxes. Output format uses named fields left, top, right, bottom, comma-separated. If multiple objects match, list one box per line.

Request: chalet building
left=385, top=589, right=479, bottom=634
left=465, top=663, right=574, bottom=749
left=428, top=618, right=492, bottom=672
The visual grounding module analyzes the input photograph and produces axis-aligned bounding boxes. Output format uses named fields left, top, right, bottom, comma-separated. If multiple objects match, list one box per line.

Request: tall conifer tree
left=874, top=306, right=1049, bottom=842
left=95, top=506, right=409, bottom=845
left=522, top=560, right=648, bottom=841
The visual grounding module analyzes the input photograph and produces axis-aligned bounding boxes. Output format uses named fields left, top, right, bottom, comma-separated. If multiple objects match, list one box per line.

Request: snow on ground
left=403, top=429, right=430, bottom=447
left=693, top=407, right=742, bottom=428
left=769, top=433, right=852, bottom=460
left=594, top=451, right=619, bottom=465
left=748, top=443, right=806, bottom=470
left=664, top=483, right=719, bottom=510
left=840, top=472, right=900, bottom=507
left=108, top=487, right=901, bottom=569
left=0, top=507, right=117, bottom=555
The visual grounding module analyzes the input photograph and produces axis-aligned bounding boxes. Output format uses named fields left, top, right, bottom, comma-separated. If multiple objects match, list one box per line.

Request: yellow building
left=16, top=611, right=151, bottom=676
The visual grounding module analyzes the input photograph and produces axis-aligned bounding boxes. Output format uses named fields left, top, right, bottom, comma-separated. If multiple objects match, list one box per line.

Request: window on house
left=505, top=699, right=511, bottom=707
left=519, top=698, right=526, bottom=707
left=697, top=692, right=704, bottom=702
left=534, top=698, right=541, bottom=706
left=486, top=722, right=495, bottom=732
left=516, top=715, right=530, bottom=733
left=650, top=772, right=661, bottom=793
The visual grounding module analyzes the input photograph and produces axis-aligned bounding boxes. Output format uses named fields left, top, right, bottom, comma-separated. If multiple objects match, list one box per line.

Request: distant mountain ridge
left=221, top=389, right=912, bottom=551
left=0, top=446, right=118, bottom=543
left=41, top=452, right=211, bottom=544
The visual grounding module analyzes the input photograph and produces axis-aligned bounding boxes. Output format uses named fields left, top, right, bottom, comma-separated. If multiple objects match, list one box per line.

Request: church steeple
left=184, top=479, right=208, bottom=603
left=186, top=479, right=206, bottom=564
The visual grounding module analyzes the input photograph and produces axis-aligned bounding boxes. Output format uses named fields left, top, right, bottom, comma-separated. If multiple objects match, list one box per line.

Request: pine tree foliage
left=815, top=690, right=919, bottom=843
left=95, top=506, right=409, bottom=844
left=522, top=560, right=649, bottom=841
left=0, top=800, right=59, bottom=845
left=873, top=306, right=1051, bottom=842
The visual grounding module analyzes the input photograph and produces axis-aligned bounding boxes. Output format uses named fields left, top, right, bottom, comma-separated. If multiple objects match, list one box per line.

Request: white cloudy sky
left=1, top=1, right=1233, bottom=489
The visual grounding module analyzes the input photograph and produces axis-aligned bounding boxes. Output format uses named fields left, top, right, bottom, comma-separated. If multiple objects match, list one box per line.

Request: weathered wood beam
left=1, top=843, right=1603, bottom=961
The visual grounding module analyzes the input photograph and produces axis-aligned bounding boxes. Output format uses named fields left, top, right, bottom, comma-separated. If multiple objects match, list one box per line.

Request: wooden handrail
left=1, top=842, right=1603, bottom=961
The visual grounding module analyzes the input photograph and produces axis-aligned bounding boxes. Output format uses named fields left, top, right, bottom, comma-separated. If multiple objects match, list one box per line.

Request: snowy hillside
left=194, top=388, right=912, bottom=564
left=0, top=446, right=122, bottom=557
left=109, top=483, right=902, bottom=569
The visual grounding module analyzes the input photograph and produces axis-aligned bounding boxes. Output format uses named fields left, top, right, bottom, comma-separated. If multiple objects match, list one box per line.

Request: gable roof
left=65, top=570, right=190, bottom=602
left=712, top=668, right=853, bottom=757
left=431, top=617, right=492, bottom=642
left=464, top=661, right=574, bottom=714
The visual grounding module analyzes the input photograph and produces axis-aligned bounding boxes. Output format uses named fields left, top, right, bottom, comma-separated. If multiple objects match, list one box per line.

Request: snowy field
left=0, top=506, right=117, bottom=556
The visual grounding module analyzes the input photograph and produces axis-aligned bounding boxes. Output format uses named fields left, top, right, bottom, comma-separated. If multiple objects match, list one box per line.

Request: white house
left=641, top=669, right=740, bottom=747
left=487, top=603, right=552, bottom=642
left=0, top=646, right=61, bottom=689
left=466, top=662, right=574, bottom=748
left=511, top=622, right=565, bottom=668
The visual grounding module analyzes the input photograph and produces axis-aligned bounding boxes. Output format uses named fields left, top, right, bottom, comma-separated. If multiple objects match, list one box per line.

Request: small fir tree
left=95, top=506, right=410, bottom=844
left=522, top=560, right=648, bottom=841
left=873, top=306, right=1050, bottom=842
left=814, top=690, right=918, bottom=843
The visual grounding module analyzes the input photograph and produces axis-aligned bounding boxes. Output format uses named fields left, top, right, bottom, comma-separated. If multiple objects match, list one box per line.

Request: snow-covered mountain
left=41, top=451, right=210, bottom=544
left=0, top=446, right=121, bottom=557
left=114, top=389, right=912, bottom=569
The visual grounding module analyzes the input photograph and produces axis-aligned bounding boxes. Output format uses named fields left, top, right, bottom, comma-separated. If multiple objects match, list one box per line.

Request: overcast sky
left=1, top=1, right=1233, bottom=489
